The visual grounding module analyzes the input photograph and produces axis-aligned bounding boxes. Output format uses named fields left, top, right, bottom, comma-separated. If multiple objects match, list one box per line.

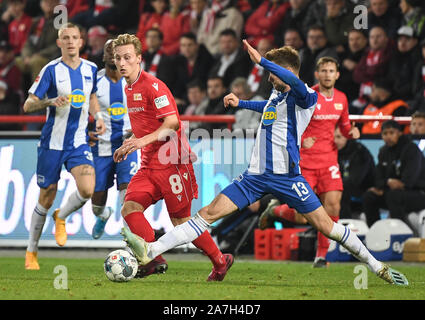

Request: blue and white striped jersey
left=92, top=70, right=131, bottom=157
left=238, top=58, right=317, bottom=175
left=29, top=57, right=98, bottom=151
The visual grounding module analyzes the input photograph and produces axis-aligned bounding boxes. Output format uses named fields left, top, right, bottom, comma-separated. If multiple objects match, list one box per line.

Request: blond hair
left=58, top=22, right=81, bottom=38
left=112, top=33, right=143, bottom=56
left=265, top=46, right=300, bottom=73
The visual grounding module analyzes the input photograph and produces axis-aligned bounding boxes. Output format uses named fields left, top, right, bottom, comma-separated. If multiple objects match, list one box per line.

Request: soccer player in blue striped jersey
left=121, top=40, right=409, bottom=285
left=24, top=23, right=106, bottom=270
left=89, top=40, right=137, bottom=239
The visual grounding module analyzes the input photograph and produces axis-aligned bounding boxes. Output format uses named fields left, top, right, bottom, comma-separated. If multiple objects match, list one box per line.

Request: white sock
left=329, top=222, right=383, bottom=273
left=148, top=213, right=210, bottom=259
left=92, top=204, right=111, bottom=221
left=58, top=190, right=90, bottom=220
left=119, top=189, right=126, bottom=207
left=27, top=203, right=48, bottom=252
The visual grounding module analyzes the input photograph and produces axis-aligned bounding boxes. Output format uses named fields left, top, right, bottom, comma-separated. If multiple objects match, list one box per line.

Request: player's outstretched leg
left=207, top=253, right=234, bottom=282
left=26, top=202, right=49, bottom=270
left=304, top=206, right=408, bottom=285
left=92, top=206, right=113, bottom=239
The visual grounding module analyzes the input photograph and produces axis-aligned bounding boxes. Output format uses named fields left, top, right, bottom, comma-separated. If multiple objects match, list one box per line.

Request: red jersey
left=8, top=14, right=32, bottom=55
left=300, top=85, right=351, bottom=169
left=125, top=70, right=192, bottom=169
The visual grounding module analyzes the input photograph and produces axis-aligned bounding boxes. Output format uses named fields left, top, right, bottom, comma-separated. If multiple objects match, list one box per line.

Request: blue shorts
left=37, top=144, right=94, bottom=189
left=93, top=152, right=138, bottom=192
left=221, top=170, right=322, bottom=214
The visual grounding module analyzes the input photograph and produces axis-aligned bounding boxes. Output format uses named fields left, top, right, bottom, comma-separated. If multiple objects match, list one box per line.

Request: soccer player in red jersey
left=259, top=56, right=360, bottom=267
left=111, top=34, right=233, bottom=280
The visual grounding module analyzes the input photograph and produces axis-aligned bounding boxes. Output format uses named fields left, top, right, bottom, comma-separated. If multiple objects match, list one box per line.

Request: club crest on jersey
left=68, top=89, right=85, bottom=108
left=133, top=93, right=142, bottom=101
left=262, top=105, right=277, bottom=126
left=108, top=102, right=127, bottom=121
left=334, top=103, right=343, bottom=110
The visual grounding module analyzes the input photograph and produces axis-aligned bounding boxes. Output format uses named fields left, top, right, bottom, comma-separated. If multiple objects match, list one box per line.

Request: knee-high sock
left=192, top=231, right=226, bottom=268
left=273, top=204, right=296, bottom=222
left=316, top=215, right=339, bottom=258
left=27, top=203, right=48, bottom=252
left=58, top=190, right=90, bottom=220
left=148, top=213, right=210, bottom=260
left=124, top=211, right=155, bottom=242
left=328, top=222, right=383, bottom=273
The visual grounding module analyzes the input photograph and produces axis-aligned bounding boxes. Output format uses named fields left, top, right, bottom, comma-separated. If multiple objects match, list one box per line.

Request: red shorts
left=125, top=163, right=198, bottom=219
left=301, top=163, right=343, bottom=195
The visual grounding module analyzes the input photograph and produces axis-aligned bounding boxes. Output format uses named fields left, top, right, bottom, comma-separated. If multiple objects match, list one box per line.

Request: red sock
left=316, top=215, right=339, bottom=258
left=124, top=211, right=155, bottom=242
left=273, top=204, right=296, bottom=222
left=192, top=231, right=226, bottom=269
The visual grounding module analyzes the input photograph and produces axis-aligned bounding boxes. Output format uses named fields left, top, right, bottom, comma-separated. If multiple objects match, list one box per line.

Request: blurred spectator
left=274, top=0, right=311, bottom=47
left=410, top=111, right=425, bottom=135
left=352, top=26, right=394, bottom=108
left=0, top=79, right=21, bottom=130
left=200, top=75, right=230, bottom=132
left=368, top=0, right=402, bottom=40
left=334, top=127, right=375, bottom=220
left=184, top=80, right=208, bottom=116
left=189, top=0, right=208, bottom=34
left=142, top=28, right=176, bottom=95
left=0, top=40, right=22, bottom=98
left=87, top=26, right=108, bottom=69
left=15, top=0, right=61, bottom=82
left=159, top=0, right=191, bottom=56
left=386, top=25, right=420, bottom=102
left=283, top=28, right=305, bottom=51
left=410, top=38, right=425, bottom=114
left=71, top=0, right=138, bottom=31
left=7, top=0, right=32, bottom=55
left=184, top=80, right=209, bottom=130
left=174, top=32, right=214, bottom=102
left=209, top=28, right=251, bottom=88
left=231, top=77, right=262, bottom=132
left=336, top=29, right=368, bottom=104
left=400, top=0, right=425, bottom=40
left=299, top=25, right=338, bottom=86
left=246, top=37, right=273, bottom=99
left=362, top=120, right=425, bottom=230
left=302, top=0, right=326, bottom=36
left=324, top=0, right=356, bottom=52
left=0, top=20, right=7, bottom=42
left=361, top=78, right=408, bottom=134
left=197, top=0, right=244, bottom=56
left=244, top=0, right=290, bottom=48
left=136, top=0, right=167, bottom=50
left=236, top=0, right=254, bottom=19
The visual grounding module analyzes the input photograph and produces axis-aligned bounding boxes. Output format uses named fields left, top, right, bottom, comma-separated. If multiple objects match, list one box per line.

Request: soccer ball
left=104, top=249, right=138, bottom=282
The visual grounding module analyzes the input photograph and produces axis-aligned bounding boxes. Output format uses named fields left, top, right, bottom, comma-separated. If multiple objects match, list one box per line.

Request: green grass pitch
left=1, top=255, right=425, bottom=300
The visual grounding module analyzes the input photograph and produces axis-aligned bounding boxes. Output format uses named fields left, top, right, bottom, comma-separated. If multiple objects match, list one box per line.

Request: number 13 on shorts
left=292, top=182, right=311, bottom=201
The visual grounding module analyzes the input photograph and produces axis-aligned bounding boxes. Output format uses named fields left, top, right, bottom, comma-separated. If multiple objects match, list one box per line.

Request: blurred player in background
left=258, top=56, right=360, bottom=268
left=24, top=23, right=106, bottom=270
left=121, top=41, right=408, bottom=286
left=89, top=39, right=137, bottom=240
left=112, top=34, right=232, bottom=280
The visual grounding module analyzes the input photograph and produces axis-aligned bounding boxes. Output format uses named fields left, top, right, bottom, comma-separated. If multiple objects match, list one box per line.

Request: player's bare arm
left=243, top=39, right=261, bottom=64
left=89, top=93, right=106, bottom=135
left=114, top=114, right=179, bottom=163
left=23, top=94, right=69, bottom=113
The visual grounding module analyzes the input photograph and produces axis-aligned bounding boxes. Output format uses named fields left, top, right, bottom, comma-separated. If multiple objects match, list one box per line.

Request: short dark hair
left=180, top=32, right=197, bottom=42
left=146, top=27, right=163, bottom=40
left=307, top=25, right=326, bottom=35
left=265, top=46, right=301, bottom=73
left=382, top=120, right=402, bottom=132
left=219, top=28, right=238, bottom=39
left=412, top=111, right=425, bottom=120
left=187, top=79, right=205, bottom=91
